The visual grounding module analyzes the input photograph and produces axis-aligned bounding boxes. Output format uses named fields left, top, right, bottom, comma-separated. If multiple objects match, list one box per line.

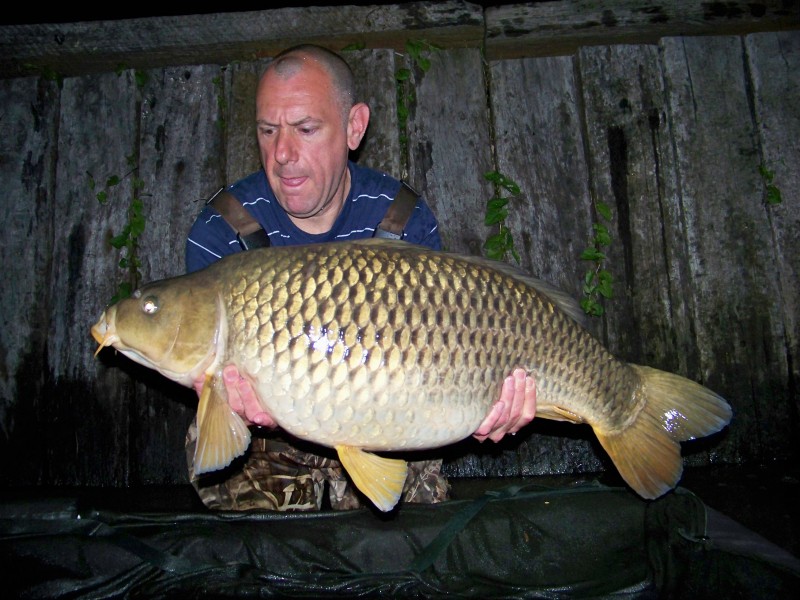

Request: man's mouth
left=279, top=175, right=307, bottom=188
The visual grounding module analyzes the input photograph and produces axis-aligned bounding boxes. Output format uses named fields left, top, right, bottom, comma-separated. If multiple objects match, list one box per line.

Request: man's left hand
left=473, top=368, right=536, bottom=442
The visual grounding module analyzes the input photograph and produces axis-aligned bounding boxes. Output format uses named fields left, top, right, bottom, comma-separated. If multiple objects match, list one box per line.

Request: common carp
left=91, top=238, right=732, bottom=512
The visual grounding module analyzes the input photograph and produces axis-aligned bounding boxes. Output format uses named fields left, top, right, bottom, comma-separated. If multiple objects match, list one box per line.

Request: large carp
left=91, top=238, right=731, bottom=512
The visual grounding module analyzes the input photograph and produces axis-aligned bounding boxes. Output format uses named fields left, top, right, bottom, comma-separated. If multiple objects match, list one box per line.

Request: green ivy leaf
left=596, top=201, right=612, bottom=221
left=110, top=225, right=130, bottom=249
left=580, top=248, right=606, bottom=261
left=766, top=185, right=782, bottom=205
left=134, top=70, right=149, bottom=89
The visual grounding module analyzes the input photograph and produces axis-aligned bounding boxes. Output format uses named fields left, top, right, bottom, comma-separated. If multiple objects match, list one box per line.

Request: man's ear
left=347, top=102, right=370, bottom=150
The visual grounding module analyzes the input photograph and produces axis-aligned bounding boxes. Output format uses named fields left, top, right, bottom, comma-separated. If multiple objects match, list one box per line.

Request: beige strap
left=208, top=188, right=269, bottom=249
left=375, top=181, right=419, bottom=239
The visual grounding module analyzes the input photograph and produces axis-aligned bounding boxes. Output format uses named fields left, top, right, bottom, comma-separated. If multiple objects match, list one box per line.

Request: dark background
left=1, top=1, right=524, bottom=26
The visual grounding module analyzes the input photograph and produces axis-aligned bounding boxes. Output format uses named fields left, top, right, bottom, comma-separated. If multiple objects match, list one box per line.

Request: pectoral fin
left=336, top=445, right=408, bottom=512
left=194, top=373, right=251, bottom=475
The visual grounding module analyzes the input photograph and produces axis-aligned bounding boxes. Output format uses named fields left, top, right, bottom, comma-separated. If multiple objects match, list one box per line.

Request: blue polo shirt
left=185, top=162, right=441, bottom=273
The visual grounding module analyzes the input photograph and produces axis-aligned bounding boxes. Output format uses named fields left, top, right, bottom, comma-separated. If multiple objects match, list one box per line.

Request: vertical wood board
left=224, top=58, right=271, bottom=185
left=407, top=48, right=494, bottom=255
left=50, top=71, right=140, bottom=485
left=0, top=76, right=59, bottom=485
left=661, top=35, right=791, bottom=462
left=577, top=43, right=698, bottom=377
left=348, top=48, right=403, bottom=176
left=745, top=31, right=800, bottom=393
left=131, top=64, right=229, bottom=483
left=478, top=54, right=604, bottom=477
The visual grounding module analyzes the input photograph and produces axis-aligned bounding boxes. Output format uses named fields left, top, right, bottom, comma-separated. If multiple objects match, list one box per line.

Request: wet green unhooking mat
left=3, top=483, right=799, bottom=598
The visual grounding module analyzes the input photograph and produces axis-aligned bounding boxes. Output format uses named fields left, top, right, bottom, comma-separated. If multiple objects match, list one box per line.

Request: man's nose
left=274, top=131, right=296, bottom=165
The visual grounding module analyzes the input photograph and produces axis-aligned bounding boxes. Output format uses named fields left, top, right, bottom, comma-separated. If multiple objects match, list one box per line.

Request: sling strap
left=208, top=187, right=270, bottom=250
left=374, top=180, right=419, bottom=240
left=208, top=180, right=420, bottom=250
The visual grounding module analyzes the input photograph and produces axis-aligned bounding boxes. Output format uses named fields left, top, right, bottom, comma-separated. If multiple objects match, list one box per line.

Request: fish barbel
left=90, top=238, right=732, bottom=511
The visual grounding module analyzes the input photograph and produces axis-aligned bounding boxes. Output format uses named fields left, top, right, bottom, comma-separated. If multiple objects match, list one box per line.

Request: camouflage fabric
left=186, top=421, right=450, bottom=511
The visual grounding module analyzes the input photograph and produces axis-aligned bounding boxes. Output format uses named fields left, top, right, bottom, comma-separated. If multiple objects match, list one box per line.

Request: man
left=185, top=44, right=536, bottom=511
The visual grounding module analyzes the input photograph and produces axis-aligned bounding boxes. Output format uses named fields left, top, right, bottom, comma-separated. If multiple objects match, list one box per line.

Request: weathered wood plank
left=348, top=48, right=404, bottom=176
left=49, top=71, right=140, bottom=486
left=661, top=34, right=791, bottom=464
left=0, top=1, right=485, bottom=79
left=137, top=64, right=226, bottom=280
left=577, top=43, right=697, bottom=376
left=447, top=54, right=604, bottom=478
left=404, top=47, right=510, bottom=477
left=125, top=64, right=229, bottom=484
left=406, top=47, right=494, bottom=255
left=489, top=55, right=595, bottom=299
left=745, top=30, right=800, bottom=397
left=224, top=58, right=271, bottom=185
left=486, top=0, right=800, bottom=60
left=0, top=76, right=59, bottom=486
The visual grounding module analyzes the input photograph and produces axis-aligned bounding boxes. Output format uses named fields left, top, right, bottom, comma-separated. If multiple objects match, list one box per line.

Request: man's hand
left=472, top=368, right=536, bottom=443
left=194, top=365, right=277, bottom=428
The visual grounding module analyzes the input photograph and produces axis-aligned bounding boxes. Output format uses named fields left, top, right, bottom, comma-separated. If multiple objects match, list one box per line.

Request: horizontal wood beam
left=0, top=1, right=797, bottom=78
left=0, top=2, right=485, bottom=79
left=485, top=0, right=800, bottom=60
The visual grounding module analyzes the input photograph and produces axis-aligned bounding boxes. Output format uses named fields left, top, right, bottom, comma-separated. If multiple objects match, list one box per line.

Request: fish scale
left=91, top=238, right=732, bottom=511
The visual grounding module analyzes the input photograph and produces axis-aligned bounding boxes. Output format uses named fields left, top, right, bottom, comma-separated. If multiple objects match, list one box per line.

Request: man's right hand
left=194, top=365, right=277, bottom=428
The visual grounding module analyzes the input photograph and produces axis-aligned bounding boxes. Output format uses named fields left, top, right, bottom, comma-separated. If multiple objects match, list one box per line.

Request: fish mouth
left=91, top=312, right=120, bottom=358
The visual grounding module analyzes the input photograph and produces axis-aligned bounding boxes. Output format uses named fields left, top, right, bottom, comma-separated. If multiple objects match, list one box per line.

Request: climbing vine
left=394, top=39, right=440, bottom=170
left=759, top=164, right=783, bottom=206
left=482, top=170, right=522, bottom=264
left=88, top=153, right=148, bottom=305
left=579, top=201, right=614, bottom=317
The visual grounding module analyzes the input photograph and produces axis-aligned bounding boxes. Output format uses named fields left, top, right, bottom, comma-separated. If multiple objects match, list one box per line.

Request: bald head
left=263, top=44, right=357, bottom=124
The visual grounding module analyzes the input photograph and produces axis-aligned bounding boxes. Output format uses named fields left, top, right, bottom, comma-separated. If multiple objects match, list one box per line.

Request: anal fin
left=336, top=445, right=408, bottom=512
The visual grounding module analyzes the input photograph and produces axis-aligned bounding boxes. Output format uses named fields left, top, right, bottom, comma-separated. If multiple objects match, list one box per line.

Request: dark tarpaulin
left=3, top=483, right=799, bottom=598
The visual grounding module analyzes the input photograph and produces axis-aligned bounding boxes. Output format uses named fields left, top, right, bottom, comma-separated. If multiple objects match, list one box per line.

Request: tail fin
left=595, top=365, right=732, bottom=499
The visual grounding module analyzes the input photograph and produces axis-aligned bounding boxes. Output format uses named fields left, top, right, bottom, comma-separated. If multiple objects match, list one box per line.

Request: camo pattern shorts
left=185, top=421, right=450, bottom=511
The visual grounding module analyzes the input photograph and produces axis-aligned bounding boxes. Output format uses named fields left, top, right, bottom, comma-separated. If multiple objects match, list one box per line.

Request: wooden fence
left=0, top=1, right=798, bottom=488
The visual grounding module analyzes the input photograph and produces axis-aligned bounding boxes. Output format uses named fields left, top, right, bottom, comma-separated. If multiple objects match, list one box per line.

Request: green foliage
left=395, top=40, right=440, bottom=161
left=23, top=63, right=64, bottom=87
left=212, top=74, right=227, bottom=130
left=580, top=201, right=614, bottom=317
left=758, top=164, right=783, bottom=205
left=340, top=42, right=366, bottom=52
left=88, top=153, right=148, bottom=305
left=134, top=70, right=149, bottom=89
left=482, top=170, right=521, bottom=264
left=113, top=65, right=148, bottom=89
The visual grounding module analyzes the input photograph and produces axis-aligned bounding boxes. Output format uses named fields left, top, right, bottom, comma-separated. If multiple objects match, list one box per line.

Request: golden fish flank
left=91, top=238, right=732, bottom=512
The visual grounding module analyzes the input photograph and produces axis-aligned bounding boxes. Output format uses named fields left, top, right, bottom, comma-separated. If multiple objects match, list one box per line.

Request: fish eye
left=142, top=296, right=159, bottom=314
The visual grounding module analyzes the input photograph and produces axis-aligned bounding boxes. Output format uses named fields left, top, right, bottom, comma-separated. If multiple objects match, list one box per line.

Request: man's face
left=256, top=59, right=360, bottom=232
